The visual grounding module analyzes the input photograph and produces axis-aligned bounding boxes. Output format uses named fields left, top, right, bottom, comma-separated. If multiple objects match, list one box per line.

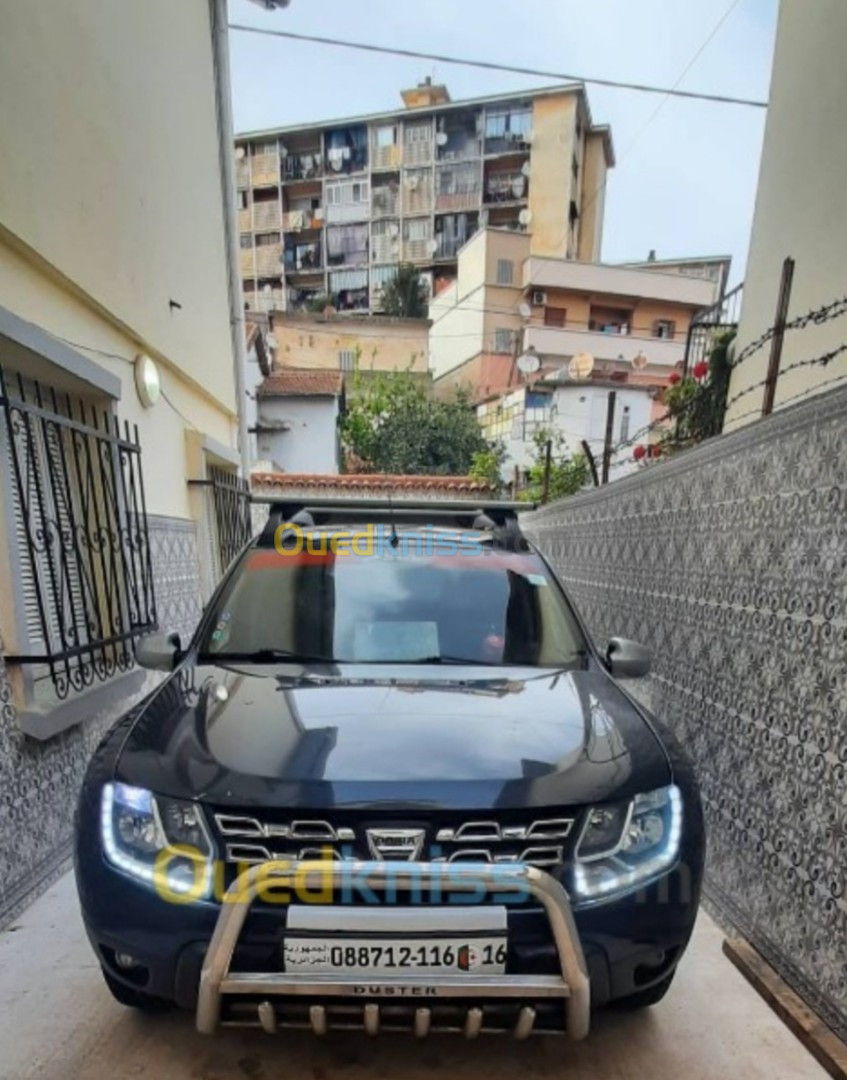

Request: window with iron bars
left=0, top=367, right=157, bottom=702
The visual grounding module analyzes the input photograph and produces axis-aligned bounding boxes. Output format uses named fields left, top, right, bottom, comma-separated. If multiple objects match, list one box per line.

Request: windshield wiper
left=199, top=648, right=334, bottom=665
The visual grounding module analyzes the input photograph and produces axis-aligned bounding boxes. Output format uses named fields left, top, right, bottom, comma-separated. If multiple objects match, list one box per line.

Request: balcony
left=403, top=237, right=432, bottom=262
left=251, top=153, right=279, bottom=186
left=372, top=229, right=401, bottom=263
left=282, top=209, right=323, bottom=232
left=372, top=143, right=402, bottom=171
left=240, top=247, right=254, bottom=276
left=246, top=287, right=285, bottom=314
left=484, top=172, right=528, bottom=204
left=253, top=201, right=281, bottom=231
left=235, top=158, right=250, bottom=188
left=237, top=207, right=251, bottom=232
left=403, top=171, right=433, bottom=215
left=254, top=243, right=283, bottom=275
left=435, top=189, right=480, bottom=213
left=282, top=153, right=323, bottom=182
left=372, top=186, right=400, bottom=218
left=523, top=325, right=686, bottom=369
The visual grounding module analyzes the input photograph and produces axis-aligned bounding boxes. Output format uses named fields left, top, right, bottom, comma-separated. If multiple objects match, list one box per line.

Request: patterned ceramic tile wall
left=525, top=385, right=847, bottom=1040
left=0, top=515, right=203, bottom=928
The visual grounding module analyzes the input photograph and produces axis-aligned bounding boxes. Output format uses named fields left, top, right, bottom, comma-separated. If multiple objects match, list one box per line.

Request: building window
left=255, top=232, right=278, bottom=247
left=254, top=140, right=277, bottom=156
left=237, top=191, right=248, bottom=210
left=620, top=405, right=631, bottom=442
left=338, top=349, right=356, bottom=372
left=494, top=328, right=514, bottom=353
left=496, top=259, right=514, bottom=285
left=239, top=234, right=252, bottom=249
left=375, top=124, right=397, bottom=148
left=654, top=319, right=676, bottom=340
left=544, top=307, right=566, bottom=328
left=572, top=154, right=579, bottom=182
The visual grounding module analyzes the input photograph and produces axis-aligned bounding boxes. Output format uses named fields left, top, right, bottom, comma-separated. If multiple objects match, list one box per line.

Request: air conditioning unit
left=531, top=290, right=547, bottom=306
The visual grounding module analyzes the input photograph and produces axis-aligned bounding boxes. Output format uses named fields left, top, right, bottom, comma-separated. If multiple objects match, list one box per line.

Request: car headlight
left=570, top=785, right=682, bottom=904
left=101, top=783, right=214, bottom=900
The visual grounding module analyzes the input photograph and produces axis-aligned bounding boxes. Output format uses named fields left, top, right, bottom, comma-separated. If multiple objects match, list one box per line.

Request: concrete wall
left=726, top=0, right=847, bottom=426
left=0, top=0, right=237, bottom=924
left=273, top=317, right=429, bottom=376
left=528, top=95, right=578, bottom=258
left=577, top=131, right=608, bottom=262
left=524, top=382, right=847, bottom=1042
left=257, top=396, right=340, bottom=473
left=0, top=0, right=235, bottom=415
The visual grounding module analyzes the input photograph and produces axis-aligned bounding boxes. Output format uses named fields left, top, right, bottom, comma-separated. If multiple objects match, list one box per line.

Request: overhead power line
left=227, top=25, right=768, bottom=110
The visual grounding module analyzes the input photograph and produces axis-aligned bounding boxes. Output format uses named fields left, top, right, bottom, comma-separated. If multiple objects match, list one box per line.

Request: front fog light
left=572, top=785, right=682, bottom=903
left=101, top=783, right=214, bottom=899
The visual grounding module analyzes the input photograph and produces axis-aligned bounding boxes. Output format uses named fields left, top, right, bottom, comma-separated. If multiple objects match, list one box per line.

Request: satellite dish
left=631, top=351, right=649, bottom=371
left=279, top=145, right=288, bottom=158
left=435, top=132, right=448, bottom=146
left=568, top=352, right=595, bottom=380
left=517, top=347, right=541, bottom=375
left=263, top=283, right=272, bottom=294
left=427, top=239, right=439, bottom=254
left=266, top=333, right=278, bottom=349
left=408, top=175, right=419, bottom=189
left=235, top=146, right=246, bottom=160
left=519, top=208, right=532, bottom=226
left=524, top=130, right=534, bottom=145
left=521, top=160, right=531, bottom=178
left=518, top=301, right=531, bottom=319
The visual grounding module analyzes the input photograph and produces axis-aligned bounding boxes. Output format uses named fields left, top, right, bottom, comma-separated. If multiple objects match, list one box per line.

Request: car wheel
left=101, top=968, right=172, bottom=1012
left=614, top=970, right=675, bottom=1010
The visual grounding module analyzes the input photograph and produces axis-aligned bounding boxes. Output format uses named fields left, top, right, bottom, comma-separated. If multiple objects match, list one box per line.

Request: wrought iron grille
left=683, top=281, right=743, bottom=376
left=0, top=368, right=157, bottom=699
left=209, top=465, right=251, bottom=576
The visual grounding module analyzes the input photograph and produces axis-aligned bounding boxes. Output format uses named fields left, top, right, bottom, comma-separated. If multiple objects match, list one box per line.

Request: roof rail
left=253, top=496, right=535, bottom=551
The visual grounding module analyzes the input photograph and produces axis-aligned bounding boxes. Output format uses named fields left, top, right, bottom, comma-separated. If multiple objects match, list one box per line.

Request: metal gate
left=0, top=367, right=156, bottom=699
left=208, top=465, right=252, bottom=578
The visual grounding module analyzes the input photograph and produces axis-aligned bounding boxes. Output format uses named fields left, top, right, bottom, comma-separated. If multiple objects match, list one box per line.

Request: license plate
left=284, top=936, right=507, bottom=974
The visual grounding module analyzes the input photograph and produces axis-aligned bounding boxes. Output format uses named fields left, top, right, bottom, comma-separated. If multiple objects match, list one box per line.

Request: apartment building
left=429, top=229, right=725, bottom=477
left=236, top=79, right=614, bottom=317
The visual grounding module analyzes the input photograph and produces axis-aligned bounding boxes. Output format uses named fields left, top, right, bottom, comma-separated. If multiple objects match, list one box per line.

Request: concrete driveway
left=0, top=873, right=827, bottom=1080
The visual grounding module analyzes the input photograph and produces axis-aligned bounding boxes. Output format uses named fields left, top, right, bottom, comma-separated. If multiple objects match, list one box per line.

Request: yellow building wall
left=0, top=238, right=234, bottom=521
left=528, top=95, right=578, bottom=258
left=0, top=0, right=236, bottom=414
left=273, top=319, right=429, bottom=374
left=577, top=132, right=608, bottom=262
left=726, top=0, right=847, bottom=427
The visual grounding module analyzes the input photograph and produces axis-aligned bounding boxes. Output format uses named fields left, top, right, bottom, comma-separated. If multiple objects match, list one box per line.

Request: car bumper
left=77, top=851, right=700, bottom=1037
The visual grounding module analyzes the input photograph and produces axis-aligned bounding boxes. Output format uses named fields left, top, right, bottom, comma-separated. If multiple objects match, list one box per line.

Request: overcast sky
left=228, top=0, right=778, bottom=283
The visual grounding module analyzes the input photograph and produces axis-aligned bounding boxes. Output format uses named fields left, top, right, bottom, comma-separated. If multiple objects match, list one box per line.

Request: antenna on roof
left=387, top=493, right=400, bottom=549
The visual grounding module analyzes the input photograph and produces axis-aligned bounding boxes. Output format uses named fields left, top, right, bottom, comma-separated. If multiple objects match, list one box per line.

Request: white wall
left=726, top=0, right=847, bottom=426
left=257, top=397, right=340, bottom=474
left=0, top=0, right=235, bottom=413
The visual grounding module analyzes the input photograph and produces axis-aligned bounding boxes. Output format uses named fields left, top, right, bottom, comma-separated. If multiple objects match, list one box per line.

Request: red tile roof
left=251, top=472, right=493, bottom=494
left=258, top=369, right=344, bottom=398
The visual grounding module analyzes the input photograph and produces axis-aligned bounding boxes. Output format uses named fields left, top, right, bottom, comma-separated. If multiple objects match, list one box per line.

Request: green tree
left=518, top=429, right=588, bottom=503
left=340, top=370, right=487, bottom=475
left=469, top=442, right=507, bottom=493
left=379, top=263, right=429, bottom=319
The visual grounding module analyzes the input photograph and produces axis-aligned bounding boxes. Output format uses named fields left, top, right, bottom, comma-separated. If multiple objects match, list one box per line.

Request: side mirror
left=136, top=631, right=181, bottom=672
left=605, top=637, right=651, bottom=679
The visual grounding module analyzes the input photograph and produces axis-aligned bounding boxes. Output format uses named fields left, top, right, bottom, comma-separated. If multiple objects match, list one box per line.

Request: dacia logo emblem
left=366, top=828, right=425, bottom=861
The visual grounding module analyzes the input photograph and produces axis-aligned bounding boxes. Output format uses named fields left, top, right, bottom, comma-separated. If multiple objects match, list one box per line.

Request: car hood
left=114, top=661, right=670, bottom=810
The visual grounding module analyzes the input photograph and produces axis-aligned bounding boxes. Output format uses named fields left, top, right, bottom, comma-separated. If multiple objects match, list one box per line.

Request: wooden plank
left=723, top=937, right=847, bottom=1080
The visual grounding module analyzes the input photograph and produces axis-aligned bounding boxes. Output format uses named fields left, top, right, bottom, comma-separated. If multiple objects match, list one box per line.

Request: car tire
left=101, top=968, right=172, bottom=1012
left=614, top=970, right=675, bottom=1010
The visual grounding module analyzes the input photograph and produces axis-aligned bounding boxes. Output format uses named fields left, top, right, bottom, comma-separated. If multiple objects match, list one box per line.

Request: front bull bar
left=196, top=860, right=591, bottom=1040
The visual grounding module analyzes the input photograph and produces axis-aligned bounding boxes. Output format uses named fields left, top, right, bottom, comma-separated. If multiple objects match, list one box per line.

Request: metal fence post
left=762, top=257, right=796, bottom=417
left=601, top=390, right=617, bottom=484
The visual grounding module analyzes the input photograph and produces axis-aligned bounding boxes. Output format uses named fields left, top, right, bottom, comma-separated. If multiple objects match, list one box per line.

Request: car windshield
left=197, top=537, right=587, bottom=667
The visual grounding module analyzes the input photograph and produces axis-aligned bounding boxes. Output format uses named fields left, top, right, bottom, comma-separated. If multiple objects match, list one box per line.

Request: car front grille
left=211, top=811, right=577, bottom=871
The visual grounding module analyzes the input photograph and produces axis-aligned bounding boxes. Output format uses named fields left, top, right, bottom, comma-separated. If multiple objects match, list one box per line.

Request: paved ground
left=0, top=873, right=828, bottom=1080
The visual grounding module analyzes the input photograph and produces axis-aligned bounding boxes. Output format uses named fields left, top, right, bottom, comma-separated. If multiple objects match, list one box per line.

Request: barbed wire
left=603, top=340, right=847, bottom=472
left=728, top=294, right=847, bottom=371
